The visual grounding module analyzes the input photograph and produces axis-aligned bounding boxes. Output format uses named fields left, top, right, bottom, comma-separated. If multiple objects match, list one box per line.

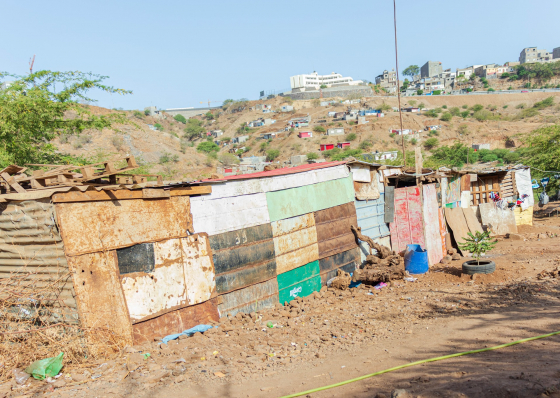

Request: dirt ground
left=4, top=206, right=560, bottom=398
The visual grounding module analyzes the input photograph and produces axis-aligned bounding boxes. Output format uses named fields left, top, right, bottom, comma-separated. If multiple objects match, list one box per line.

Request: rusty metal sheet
left=209, top=224, right=277, bottom=294
left=55, top=196, right=192, bottom=256
left=319, top=247, right=360, bottom=285
left=68, top=251, right=133, bottom=345
left=389, top=187, right=425, bottom=253
left=120, top=234, right=216, bottom=323
left=132, top=298, right=219, bottom=344
left=0, top=199, right=79, bottom=323
left=314, top=202, right=358, bottom=259
left=353, top=170, right=381, bottom=200
left=422, top=184, right=443, bottom=266
left=218, top=279, right=279, bottom=318
left=272, top=214, right=318, bottom=274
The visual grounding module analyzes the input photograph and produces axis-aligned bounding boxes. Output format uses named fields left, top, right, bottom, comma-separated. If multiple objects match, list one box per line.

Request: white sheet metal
left=350, top=165, right=372, bottom=183
left=191, top=193, right=270, bottom=236
left=460, top=191, right=471, bottom=208
left=440, top=177, right=448, bottom=207
left=514, top=168, right=534, bottom=206
left=120, top=235, right=215, bottom=321
left=195, top=165, right=349, bottom=201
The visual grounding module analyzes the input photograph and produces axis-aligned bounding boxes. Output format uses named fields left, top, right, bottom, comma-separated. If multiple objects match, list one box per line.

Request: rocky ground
left=4, top=211, right=560, bottom=398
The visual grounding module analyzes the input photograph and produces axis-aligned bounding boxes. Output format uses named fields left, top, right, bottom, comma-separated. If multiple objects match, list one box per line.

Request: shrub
left=533, top=96, right=554, bottom=110
left=144, top=109, right=150, bottom=116
left=503, top=105, right=509, bottom=109
left=132, top=110, right=143, bottom=118
left=460, top=110, right=470, bottom=118
left=417, top=89, right=424, bottom=95
left=432, top=90, right=442, bottom=95
left=487, top=88, right=495, bottom=92
left=458, top=231, right=496, bottom=264
left=458, top=124, right=469, bottom=135
left=472, top=104, right=483, bottom=112
left=473, top=110, right=493, bottom=121
left=418, top=102, right=425, bottom=110
left=307, top=152, right=319, bottom=160
left=516, top=108, right=539, bottom=119
left=183, top=119, right=205, bottom=140
left=266, top=149, right=280, bottom=161
left=197, top=141, right=220, bottom=153
left=154, top=123, right=163, bottom=131
left=359, top=140, right=373, bottom=150
left=424, top=109, right=438, bottom=117
left=440, top=112, right=452, bottom=122
left=205, top=111, right=215, bottom=120
left=313, top=125, right=326, bottom=133
left=159, top=152, right=179, bottom=164
left=410, top=138, right=418, bottom=145
left=508, top=86, right=513, bottom=90
left=346, top=133, right=357, bottom=141
left=488, top=105, right=497, bottom=111
left=217, top=153, right=240, bottom=165
left=516, top=103, right=526, bottom=109
left=174, top=114, right=187, bottom=124
left=408, top=100, right=417, bottom=107
left=389, top=133, right=396, bottom=138
left=73, top=134, right=92, bottom=149
left=377, top=102, right=391, bottom=112
left=442, top=105, right=447, bottom=109
left=424, top=137, right=439, bottom=150
left=111, top=135, right=124, bottom=150
left=449, top=107, right=460, bottom=116
left=462, top=105, right=468, bottom=109
left=348, top=121, right=356, bottom=126
left=320, top=84, right=327, bottom=89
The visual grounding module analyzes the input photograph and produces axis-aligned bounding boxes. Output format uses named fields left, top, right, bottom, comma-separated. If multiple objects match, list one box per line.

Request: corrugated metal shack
left=0, top=182, right=216, bottom=345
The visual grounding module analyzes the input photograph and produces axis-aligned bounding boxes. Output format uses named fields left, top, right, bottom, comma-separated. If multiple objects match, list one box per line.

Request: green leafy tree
left=359, top=140, right=373, bottom=150
left=440, top=112, right=452, bottom=122
left=205, top=111, right=215, bottom=120
left=217, top=152, right=240, bottom=165
left=183, top=119, right=205, bottom=141
left=0, top=70, right=130, bottom=167
left=423, top=137, right=439, bottom=150
left=266, top=149, right=280, bottom=161
left=377, top=102, right=391, bottom=112
left=307, top=152, right=319, bottom=160
left=320, top=84, right=327, bottom=89
left=403, top=65, right=420, bottom=79
left=472, top=104, right=484, bottom=112
left=449, top=107, right=460, bottom=116
left=520, top=125, right=560, bottom=190
left=144, top=109, right=150, bottom=116
left=460, top=110, right=470, bottom=118
left=154, top=123, right=163, bottom=131
left=426, top=142, right=479, bottom=168
left=174, top=114, right=187, bottom=124
left=132, top=110, right=144, bottom=118
left=458, top=231, right=496, bottom=265
left=197, top=141, right=220, bottom=154
left=417, top=89, right=424, bottom=95
left=418, top=102, right=425, bottom=110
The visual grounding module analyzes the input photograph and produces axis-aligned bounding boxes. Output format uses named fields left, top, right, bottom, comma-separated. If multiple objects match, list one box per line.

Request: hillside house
left=298, top=132, right=313, bottom=138
left=337, top=142, right=351, bottom=149
left=281, top=105, right=294, bottom=112
left=327, top=128, right=344, bottom=136
left=232, top=135, right=249, bottom=144
left=320, top=144, right=335, bottom=151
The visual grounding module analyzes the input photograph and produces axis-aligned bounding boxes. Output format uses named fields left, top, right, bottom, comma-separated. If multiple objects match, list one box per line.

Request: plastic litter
left=12, top=368, right=30, bottom=385
left=143, top=353, right=151, bottom=360
left=374, top=282, right=387, bottom=290
left=404, top=277, right=418, bottom=282
left=266, top=322, right=274, bottom=328
left=25, top=352, right=64, bottom=380
left=349, top=281, right=362, bottom=289
left=161, top=324, right=216, bottom=344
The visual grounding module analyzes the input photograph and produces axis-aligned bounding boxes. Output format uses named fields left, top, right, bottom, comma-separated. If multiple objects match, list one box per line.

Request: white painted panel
left=271, top=213, right=315, bottom=236
left=191, top=193, right=270, bottom=236
left=120, top=236, right=215, bottom=321
left=350, top=165, right=372, bottom=183
left=515, top=168, right=534, bottom=206
left=195, top=165, right=349, bottom=200
left=460, top=191, right=471, bottom=208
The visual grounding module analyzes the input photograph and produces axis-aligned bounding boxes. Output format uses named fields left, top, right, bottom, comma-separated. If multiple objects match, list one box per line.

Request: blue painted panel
left=354, top=194, right=390, bottom=240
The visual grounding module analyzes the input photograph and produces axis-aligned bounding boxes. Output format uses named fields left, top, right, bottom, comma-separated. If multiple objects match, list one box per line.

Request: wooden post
left=415, top=147, right=423, bottom=187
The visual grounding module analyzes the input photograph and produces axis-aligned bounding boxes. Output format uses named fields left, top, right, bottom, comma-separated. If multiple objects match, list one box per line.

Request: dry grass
left=0, top=264, right=126, bottom=382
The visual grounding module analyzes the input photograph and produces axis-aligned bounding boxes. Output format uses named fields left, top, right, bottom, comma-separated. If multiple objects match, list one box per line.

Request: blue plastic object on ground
left=161, top=324, right=215, bottom=344
left=404, top=244, right=429, bottom=274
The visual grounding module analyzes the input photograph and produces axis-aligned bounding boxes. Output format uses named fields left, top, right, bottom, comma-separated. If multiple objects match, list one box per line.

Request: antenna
left=29, top=55, right=36, bottom=74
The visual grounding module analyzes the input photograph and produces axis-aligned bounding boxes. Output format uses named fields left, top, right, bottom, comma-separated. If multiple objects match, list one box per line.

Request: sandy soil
left=4, top=208, right=559, bottom=398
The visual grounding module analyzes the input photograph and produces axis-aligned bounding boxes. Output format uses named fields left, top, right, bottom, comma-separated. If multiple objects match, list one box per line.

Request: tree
left=423, top=137, right=439, bottom=150
left=217, top=153, right=240, bottom=165
left=472, top=104, right=483, bottom=112
left=449, top=107, right=460, bottom=116
left=144, top=109, right=151, bottom=116
left=403, top=65, right=420, bottom=79
left=222, top=99, right=234, bottom=108
left=440, top=112, right=452, bottom=122
left=183, top=119, right=205, bottom=141
left=418, top=102, right=425, bottom=110
left=417, top=89, right=424, bottom=95
left=320, top=84, right=327, bottom=89
left=458, top=231, right=496, bottom=265
left=427, top=142, right=479, bottom=168
left=205, top=111, right=215, bottom=120
left=313, top=125, right=326, bottom=133
left=0, top=70, right=130, bottom=167
left=521, top=125, right=560, bottom=190
left=154, top=123, right=163, bottom=131
left=266, top=149, right=280, bottom=161
left=346, top=133, right=357, bottom=141
left=377, top=102, right=391, bottom=112
left=359, top=140, right=373, bottom=150
left=408, top=100, right=417, bottom=107
left=174, top=114, right=187, bottom=124
left=196, top=141, right=219, bottom=154
left=307, top=152, right=319, bottom=160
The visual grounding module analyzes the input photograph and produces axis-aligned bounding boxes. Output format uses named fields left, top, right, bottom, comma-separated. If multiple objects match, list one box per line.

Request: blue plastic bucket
left=404, top=244, right=429, bottom=274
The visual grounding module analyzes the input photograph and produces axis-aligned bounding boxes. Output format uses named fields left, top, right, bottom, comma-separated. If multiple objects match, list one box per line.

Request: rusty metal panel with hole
left=314, top=202, right=358, bottom=259
left=67, top=251, right=133, bottom=344
left=55, top=196, right=193, bottom=256
left=209, top=224, right=277, bottom=295
left=132, top=298, right=219, bottom=344
left=0, top=199, right=79, bottom=323
left=119, top=234, right=216, bottom=323
left=218, top=279, right=279, bottom=318
left=272, top=213, right=319, bottom=275
left=319, top=247, right=361, bottom=285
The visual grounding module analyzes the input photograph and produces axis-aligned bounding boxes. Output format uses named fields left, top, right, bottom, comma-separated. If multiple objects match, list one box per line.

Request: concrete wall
left=288, top=86, right=373, bottom=100
left=164, top=106, right=222, bottom=119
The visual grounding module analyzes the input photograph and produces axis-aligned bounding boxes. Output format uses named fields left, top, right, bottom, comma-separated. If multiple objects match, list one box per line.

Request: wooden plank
left=479, top=203, right=518, bottom=236
left=463, top=207, right=483, bottom=234
left=68, top=251, right=133, bottom=345
left=444, top=207, right=471, bottom=255
left=422, top=184, right=443, bottom=265
left=55, top=196, right=193, bottom=256
left=52, top=185, right=211, bottom=203
left=142, top=189, right=170, bottom=199
left=1, top=172, right=26, bottom=193
left=460, top=174, right=471, bottom=192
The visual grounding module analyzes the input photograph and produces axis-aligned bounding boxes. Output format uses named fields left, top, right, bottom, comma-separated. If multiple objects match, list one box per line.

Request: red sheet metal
left=202, top=161, right=347, bottom=182
left=389, top=186, right=425, bottom=253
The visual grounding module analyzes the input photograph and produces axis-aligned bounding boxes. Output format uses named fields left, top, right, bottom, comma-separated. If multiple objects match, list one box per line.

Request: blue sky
left=2, top=0, right=559, bottom=110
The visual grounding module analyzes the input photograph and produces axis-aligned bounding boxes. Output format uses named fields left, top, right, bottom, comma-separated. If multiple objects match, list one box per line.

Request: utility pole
left=393, top=0, right=406, bottom=166
left=29, top=55, right=35, bottom=74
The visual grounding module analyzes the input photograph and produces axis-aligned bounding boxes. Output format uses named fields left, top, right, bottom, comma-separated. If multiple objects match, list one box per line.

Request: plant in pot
left=458, top=230, right=497, bottom=275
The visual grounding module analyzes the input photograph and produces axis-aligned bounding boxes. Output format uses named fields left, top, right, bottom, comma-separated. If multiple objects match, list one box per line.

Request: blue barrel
left=404, top=244, right=429, bottom=274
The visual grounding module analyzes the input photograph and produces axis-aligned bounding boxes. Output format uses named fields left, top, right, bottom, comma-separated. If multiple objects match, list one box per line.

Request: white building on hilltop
left=290, top=72, right=362, bottom=91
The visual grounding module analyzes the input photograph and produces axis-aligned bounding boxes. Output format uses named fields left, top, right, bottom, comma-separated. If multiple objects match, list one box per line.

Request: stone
left=538, top=233, right=548, bottom=239
left=451, top=253, right=462, bottom=260
left=144, top=370, right=172, bottom=384
left=507, top=233, right=523, bottom=240
left=391, top=389, right=410, bottom=398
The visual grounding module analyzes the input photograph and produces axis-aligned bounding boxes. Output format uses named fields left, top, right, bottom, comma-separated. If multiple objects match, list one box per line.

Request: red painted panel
left=390, top=187, right=425, bottom=253
left=438, top=208, right=447, bottom=255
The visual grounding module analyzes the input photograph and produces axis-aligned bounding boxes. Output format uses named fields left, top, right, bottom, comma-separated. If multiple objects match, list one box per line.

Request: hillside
left=58, top=91, right=560, bottom=179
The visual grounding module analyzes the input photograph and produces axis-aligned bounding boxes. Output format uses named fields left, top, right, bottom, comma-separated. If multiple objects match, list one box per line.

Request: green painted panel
left=266, top=176, right=354, bottom=222
left=277, top=260, right=321, bottom=304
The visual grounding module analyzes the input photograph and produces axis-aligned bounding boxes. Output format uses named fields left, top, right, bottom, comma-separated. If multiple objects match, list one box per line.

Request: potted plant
left=458, top=230, right=497, bottom=275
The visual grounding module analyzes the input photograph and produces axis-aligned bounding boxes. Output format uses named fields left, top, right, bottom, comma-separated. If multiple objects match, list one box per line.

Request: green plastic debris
left=266, top=322, right=274, bottom=328
left=143, top=353, right=151, bottom=360
left=25, top=352, right=64, bottom=380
